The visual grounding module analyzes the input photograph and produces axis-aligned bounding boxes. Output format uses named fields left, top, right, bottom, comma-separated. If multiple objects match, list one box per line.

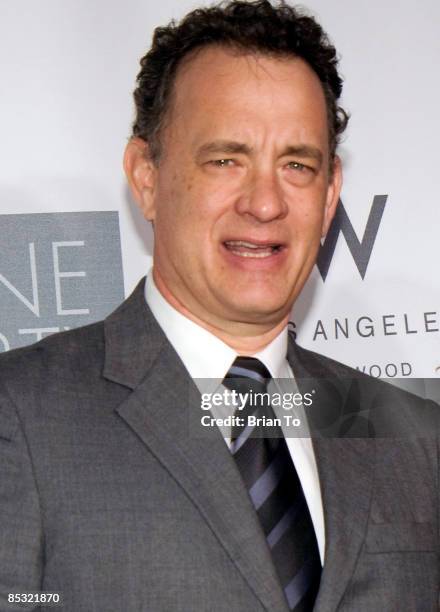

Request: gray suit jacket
left=0, top=278, right=438, bottom=611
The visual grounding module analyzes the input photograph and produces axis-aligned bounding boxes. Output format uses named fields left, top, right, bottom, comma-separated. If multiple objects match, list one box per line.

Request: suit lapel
left=311, top=437, right=375, bottom=612
left=287, top=339, right=375, bottom=611
left=103, top=279, right=289, bottom=612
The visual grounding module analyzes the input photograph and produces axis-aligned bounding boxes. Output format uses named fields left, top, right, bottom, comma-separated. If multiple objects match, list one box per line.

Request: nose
left=235, top=168, right=288, bottom=222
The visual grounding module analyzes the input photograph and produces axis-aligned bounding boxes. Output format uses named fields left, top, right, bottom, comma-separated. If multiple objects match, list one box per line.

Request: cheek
left=289, top=202, right=325, bottom=240
left=154, top=174, right=191, bottom=228
left=153, top=187, right=213, bottom=262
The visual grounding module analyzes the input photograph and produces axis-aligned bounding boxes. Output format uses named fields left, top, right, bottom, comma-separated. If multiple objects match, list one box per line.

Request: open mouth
left=223, top=240, right=284, bottom=258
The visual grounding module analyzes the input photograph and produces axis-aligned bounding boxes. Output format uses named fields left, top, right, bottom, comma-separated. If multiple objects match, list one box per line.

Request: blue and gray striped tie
left=224, top=356, right=321, bottom=611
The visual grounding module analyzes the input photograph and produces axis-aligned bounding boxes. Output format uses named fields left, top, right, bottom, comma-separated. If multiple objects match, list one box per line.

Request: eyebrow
left=195, top=140, right=323, bottom=166
left=195, top=140, right=252, bottom=158
left=281, top=145, right=323, bottom=166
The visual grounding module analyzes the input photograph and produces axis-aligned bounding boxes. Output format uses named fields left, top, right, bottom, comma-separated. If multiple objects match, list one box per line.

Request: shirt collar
left=145, top=270, right=290, bottom=388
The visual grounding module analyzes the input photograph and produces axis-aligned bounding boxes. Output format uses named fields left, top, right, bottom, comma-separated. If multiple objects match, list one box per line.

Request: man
left=0, top=1, right=438, bottom=611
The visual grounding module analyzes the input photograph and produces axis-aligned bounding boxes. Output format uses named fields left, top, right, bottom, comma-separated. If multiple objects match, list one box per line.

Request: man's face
left=129, top=46, right=341, bottom=332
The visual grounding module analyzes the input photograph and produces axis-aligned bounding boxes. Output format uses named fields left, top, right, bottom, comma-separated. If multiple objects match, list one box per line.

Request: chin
left=226, top=296, right=290, bottom=323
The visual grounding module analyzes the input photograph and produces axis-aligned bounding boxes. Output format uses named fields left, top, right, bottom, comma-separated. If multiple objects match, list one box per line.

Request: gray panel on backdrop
left=0, top=211, right=124, bottom=351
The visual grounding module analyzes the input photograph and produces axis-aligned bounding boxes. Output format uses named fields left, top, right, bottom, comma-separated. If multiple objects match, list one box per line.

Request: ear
left=321, top=155, right=342, bottom=237
left=123, top=137, right=157, bottom=221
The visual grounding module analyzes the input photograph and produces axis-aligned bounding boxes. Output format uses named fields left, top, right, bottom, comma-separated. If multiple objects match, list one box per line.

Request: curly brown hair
left=132, top=0, right=349, bottom=164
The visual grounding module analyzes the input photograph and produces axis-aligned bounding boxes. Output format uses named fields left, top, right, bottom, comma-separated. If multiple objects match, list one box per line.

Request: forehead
left=164, top=45, right=329, bottom=149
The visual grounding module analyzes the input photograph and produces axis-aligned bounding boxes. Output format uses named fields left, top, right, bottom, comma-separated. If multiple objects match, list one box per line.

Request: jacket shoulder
left=291, top=339, right=439, bottom=437
left=292, top=341, right=366, bottom=378
left=0, top=322, right=106, bottom=404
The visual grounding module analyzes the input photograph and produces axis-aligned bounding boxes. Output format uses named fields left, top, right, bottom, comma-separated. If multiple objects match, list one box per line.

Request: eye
left=209, top=158, right=235, bottom=168
left=284, top=160, right=316, bottom=186
left=286, top=161, right=309, bottom=172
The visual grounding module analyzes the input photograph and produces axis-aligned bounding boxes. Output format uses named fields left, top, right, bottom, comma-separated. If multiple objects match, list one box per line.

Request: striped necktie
left=223, top=356, right=321, bottom=611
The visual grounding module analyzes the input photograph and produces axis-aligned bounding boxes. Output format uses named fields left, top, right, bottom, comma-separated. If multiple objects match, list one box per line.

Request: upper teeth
left=226, top=240, right=273, bottom=249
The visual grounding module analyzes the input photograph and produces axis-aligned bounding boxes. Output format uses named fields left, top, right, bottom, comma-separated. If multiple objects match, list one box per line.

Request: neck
left=153, top=269, right=289, bottom=355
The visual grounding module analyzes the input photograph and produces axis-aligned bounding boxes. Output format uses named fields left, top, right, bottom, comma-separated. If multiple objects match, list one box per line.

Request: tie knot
left=224, top=356, right=271, bottom=390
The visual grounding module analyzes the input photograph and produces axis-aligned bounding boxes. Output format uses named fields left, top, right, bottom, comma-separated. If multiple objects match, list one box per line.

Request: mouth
left=223, top=239, right=284, bottom=258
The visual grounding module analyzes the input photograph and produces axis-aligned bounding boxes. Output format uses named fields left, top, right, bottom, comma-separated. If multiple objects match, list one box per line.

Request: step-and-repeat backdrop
left=1, top=0, right=439, bottom=388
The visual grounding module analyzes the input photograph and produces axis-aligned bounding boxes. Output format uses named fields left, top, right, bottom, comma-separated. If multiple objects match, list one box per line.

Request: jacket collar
left=103, top=277, right=167, bottom=389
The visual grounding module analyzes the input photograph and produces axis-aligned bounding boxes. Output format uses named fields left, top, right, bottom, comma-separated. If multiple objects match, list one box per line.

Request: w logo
left=317, top=195, right=387, bottom=280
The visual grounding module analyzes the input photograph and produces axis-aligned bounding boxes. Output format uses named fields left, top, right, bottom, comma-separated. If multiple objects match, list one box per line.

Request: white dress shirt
left=144, top=271, right=325, bottom=563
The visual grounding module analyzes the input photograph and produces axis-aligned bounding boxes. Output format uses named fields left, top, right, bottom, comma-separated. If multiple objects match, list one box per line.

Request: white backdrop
left=1, top=0, right=439, bottom=379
